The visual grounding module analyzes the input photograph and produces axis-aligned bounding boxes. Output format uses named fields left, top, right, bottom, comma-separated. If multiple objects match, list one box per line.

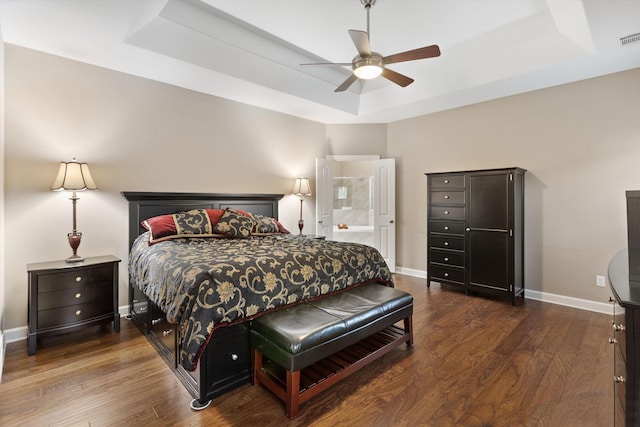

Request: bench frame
left=252, top=316, right=413, bottom=418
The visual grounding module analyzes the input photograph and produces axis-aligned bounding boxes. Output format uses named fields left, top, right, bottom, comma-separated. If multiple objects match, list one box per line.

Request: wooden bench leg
left=253, top=348, right=263, bottom=386
left=286, top=369, right=301, bottom=419
left=404, top=315, right=414, bottom=347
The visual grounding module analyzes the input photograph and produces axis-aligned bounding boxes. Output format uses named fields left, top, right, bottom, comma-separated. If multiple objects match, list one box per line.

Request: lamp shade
left=51, top=160, right=97, bottom=191
left=292, top=178, right=311, bottom=196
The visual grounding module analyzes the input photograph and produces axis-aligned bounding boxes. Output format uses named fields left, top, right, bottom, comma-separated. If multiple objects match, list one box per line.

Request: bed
left=122, top=192, right=394, bottom=409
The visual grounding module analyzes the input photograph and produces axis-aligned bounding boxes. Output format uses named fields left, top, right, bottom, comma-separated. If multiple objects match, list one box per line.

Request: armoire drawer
left=430, top=265, right=465, bottom=284
left=429, top=221, right=465, bottom=235
left=429, top=175, right=465, bottom=189
left=430, top=206, right=465, bottom=221
left=430, top=235, right=465, bottom=251
left=430, top=191, right=465, bottom=205
left=430, top=249, right=465, bottom=267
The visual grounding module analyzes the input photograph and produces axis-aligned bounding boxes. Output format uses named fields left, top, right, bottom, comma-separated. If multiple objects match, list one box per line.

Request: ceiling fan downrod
left=360, top=0, right=376, bottom=37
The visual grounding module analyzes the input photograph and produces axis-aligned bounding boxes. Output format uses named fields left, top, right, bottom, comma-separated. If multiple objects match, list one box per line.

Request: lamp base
left=298, top=219, right=304, bottom=235
left=65, top=254, right=84, bottom=263
left=66, top=231, right=84, bottom=263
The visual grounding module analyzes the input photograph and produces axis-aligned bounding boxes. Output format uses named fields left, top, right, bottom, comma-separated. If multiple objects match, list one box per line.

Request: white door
left=315, top=158, right=333, bottom=239
left=374, top=158, right=396, bottom=272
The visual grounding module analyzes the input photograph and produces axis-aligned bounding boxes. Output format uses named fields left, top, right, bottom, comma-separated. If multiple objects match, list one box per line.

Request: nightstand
left=27, top=255, right=121, bottom=355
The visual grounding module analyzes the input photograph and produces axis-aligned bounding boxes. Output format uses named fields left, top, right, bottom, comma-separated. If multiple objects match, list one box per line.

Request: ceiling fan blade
left=383, top=45, right=441, bottom=65
left=348, top=29, right=371, bottom=56
left=381, top=68, right=414, bottom=87
left=335, top=74, right=359, bottom=92
left=300, top=62, right=353, bottom=67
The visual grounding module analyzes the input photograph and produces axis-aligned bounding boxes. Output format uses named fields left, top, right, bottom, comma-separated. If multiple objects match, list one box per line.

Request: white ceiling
left=1, top=0, right=639, bottom=124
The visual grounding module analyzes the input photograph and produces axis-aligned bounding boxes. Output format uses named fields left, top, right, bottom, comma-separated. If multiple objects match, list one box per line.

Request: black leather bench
left=250, top=283, right=413, bottom=418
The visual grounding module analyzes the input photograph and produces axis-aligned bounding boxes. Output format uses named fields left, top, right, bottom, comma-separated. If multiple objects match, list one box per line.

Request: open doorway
left=316, top=156, right=396, bottom=271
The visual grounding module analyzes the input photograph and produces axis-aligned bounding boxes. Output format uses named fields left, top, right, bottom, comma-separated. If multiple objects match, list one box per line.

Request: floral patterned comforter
left=129, top=232, right=393, bottom=370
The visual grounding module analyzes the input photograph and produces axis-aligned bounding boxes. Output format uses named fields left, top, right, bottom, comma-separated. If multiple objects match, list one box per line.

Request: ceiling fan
left=301, top=0, right=441, bottom=92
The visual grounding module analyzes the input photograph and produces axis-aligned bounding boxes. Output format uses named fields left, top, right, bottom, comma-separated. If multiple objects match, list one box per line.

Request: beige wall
left=3, top=43, right=639, bottom=331
left=388, top=67, right=640, bottom=302
left=3, top=45, right=326, bottom=330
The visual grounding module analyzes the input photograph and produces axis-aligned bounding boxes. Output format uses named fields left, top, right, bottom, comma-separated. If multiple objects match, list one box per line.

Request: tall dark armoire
left=426, top=167, right=526, bottom=305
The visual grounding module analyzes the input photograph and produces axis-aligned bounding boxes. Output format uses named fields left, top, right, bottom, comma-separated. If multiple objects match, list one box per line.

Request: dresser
left=609, top=248, right=640, bottom=426
left=426, top=168, right=526, bottom=305
left=27, top=255, right=120, bottom=354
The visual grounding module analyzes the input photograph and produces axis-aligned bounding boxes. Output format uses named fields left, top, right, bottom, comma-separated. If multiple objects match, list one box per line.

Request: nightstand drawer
left=38, top=301, right=113, bottom=329
left=37, top=265, right=113, bottom=293
left=38, top=284, right=113, bottom=310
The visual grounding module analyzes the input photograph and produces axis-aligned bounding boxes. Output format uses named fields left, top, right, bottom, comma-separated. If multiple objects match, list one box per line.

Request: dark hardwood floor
left=0, top=275, right=613, bottom=426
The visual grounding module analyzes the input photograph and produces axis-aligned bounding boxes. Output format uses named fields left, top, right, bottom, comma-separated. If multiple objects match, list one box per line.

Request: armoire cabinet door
left=467, top=172, right=512, bottom=291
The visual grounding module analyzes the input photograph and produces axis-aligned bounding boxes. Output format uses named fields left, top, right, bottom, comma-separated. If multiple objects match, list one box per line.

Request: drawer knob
left=152, top=319, right=161, bottom=325
left=444, top=273, right=449, bottom=277
left=444, top=226, right=449, bottom=230
left=614, top=375, right=626, bottom=383
left=75, top=310, right=82, bottom=316
left=444, top=211, right=449, bottom=215
left=444, top=195, right=450, bottom=199
left=75, top=293, right=82, bottom=299
left=444, top=179, right=449, bottom=184
left=231, top=353, right=239, bottom=361
left=163, top=330, right=173, bottom=336
left=609, top=338, right=617, bottom=344
left=613, top=324, right=626, bottom=332
left=444, top=242, right=449, bottom=246
left=444, top=257, right=449, bottom=262
left=75, top=276, right=82, bottom=282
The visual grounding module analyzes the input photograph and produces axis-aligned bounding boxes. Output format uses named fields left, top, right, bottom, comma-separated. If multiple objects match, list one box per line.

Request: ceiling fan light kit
left=353, top=55, right=383, bottom=79
left=301, top=0, right=440, bottom=92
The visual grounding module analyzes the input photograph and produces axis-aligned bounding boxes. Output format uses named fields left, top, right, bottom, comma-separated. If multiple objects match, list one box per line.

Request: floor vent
left=620, top=32, right=640, bottom=46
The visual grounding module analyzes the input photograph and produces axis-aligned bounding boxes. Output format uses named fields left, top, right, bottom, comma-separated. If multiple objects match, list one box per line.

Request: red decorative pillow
left=142, top=209, right=225, bottom=244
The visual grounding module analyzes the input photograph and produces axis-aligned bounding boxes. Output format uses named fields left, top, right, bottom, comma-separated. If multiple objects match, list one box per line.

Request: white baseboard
left=4, top=305, right=131, bottom=345
left=395, top=267, right=611, bottom=314
left=525, top=289, right=611, bottom=314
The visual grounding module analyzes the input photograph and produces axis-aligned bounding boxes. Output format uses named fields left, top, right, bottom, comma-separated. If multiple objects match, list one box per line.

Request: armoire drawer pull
left=444, top=257, right=449, bottom=262
left=609, top=338, right=618, bottom=344
left=444, top=211, right=449, bottom=215
left=231, top=353, right=239, bottom=361
left=444, top=179, right=449, bottom=184
left=613, top=324, right=626, bottom=332
left=75, top=310, right=82, bottom=316
left=444, top=226, right=449, bottom=230
left=75, top=293, right=82, bottom=299
left=75, top=276, right=82, bottom=282
left=152, top=318, right=162, bottom=325
left=163, top=330, right=173, bottom=336
left=444, top=242, right=449, bottom=246
left=444, top=195, right=450, bottom=199
left=444, top=273, right=449, bottom=277
left=614, top=375, right=626, bottom=383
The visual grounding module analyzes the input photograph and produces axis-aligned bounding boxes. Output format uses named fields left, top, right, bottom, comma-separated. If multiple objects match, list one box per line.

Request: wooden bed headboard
left=121, top=192, right=284, bottom=248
